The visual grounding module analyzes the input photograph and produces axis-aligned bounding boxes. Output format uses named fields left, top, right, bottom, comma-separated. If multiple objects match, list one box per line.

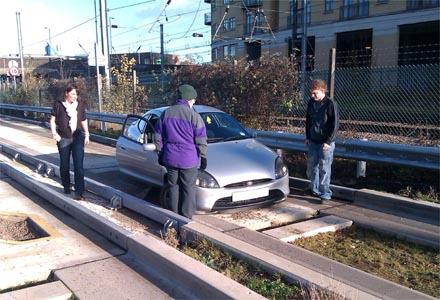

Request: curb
left=181, top=220, right=436, bottom=300
left=290, top=177, right=439, bottom=224
left=0, top=160, right=264, bottom=299
left=0, top=142, right=188, bottom=230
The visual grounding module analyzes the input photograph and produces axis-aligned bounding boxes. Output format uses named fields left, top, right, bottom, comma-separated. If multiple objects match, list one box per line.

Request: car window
left=122, top=116, right=149, bottom=143
left=201, top=112, right=250, bottom=142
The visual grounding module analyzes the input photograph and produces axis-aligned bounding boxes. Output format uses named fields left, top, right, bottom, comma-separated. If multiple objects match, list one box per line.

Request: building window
left=224, top=44, right=236, bottom=57
left=224, top=0, right=230, bottom=4
left=340, top=0, right=369, bottom=21
left=407, top=0, right=440, bottom=10
left=376, top=0, right=388, bottom=4
left=325, top=0, right=335, bottom=12
left=223, top=17, right=236, bottom=31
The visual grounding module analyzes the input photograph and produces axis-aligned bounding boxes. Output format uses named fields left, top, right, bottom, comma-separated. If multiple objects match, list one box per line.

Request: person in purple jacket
left=154, top=84, right=207, bottom=218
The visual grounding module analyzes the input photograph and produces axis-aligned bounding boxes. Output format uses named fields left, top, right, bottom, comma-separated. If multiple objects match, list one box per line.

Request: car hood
left=206, top=138, right=278, bottom=187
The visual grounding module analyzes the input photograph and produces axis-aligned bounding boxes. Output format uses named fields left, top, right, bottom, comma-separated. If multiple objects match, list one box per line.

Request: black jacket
left=306, top=96, right=339, bottom=144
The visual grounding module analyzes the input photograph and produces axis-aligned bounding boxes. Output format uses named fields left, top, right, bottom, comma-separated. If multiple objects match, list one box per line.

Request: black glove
left=200, top=157, right=207, bottom=170
left=158, top=152, right=164, bottom=166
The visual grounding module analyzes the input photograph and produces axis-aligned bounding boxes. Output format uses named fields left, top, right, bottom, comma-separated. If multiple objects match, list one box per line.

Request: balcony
left=242, top=0, right=262, bottom=8
left=339, top=1, right=369, bottom=21
left=406, top=0, right=440, bottom=10
left=204, top=12, right=211, bottom=25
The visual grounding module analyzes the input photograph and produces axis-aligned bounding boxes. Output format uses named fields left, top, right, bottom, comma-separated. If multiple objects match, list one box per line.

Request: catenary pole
left=99, top=0, right=110, bottom=91
left=16, top=12, right=25, bottom=85
left=300, top=0, right=308, bottom=101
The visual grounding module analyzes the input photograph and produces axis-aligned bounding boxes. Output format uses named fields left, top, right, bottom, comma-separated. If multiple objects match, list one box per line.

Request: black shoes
left=73, top=194, right=85, bottom=200
left=305, top=189, right=320, bottom=197
left=63, top=187, right=71, bottom=194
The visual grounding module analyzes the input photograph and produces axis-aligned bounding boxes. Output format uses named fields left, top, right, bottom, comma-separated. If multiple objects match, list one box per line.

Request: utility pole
left=99, top=0, right=110, bottom=91
left=300, top=0, right=308, bottom=101
left=160, top=23, right=165, bottom=95
left=16, top=12, right=25, bottom=85
left=291, top=0, right=298, bottom=62
left=94, top=0, right=105, bottom=131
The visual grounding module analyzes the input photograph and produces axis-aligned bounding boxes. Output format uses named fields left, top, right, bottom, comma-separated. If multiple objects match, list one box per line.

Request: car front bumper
left=195, top=175, right=289, bottom=211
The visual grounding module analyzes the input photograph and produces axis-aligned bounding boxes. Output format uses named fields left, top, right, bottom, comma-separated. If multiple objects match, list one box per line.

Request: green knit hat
left=178, top=84, right=197, bottom=100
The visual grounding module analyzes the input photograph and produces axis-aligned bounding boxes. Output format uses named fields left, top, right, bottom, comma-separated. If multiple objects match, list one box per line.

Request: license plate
left=232, top=188, right=269, bottom=202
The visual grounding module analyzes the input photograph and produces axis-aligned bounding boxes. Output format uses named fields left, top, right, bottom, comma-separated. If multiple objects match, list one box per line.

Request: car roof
left=145, top=105, right=225, bottom=116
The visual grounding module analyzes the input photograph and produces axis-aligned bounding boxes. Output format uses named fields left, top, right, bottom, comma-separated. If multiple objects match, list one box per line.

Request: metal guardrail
left=1, top=103, right=439, bottom=170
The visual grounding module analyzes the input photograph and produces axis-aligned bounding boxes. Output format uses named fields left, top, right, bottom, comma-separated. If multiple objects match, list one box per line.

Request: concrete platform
left=0, top=281, right=72, bottom=300
left=0, top=176, right=124, bottom=292
left=263, top=215, right=353, bottom=242
left=215, top=202, right=317, bottom=230
left=53, top=254, right=181, bottom=300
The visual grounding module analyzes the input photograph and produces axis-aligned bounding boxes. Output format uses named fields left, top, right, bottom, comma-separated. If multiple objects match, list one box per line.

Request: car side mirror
left=143, top=143, right=156, bottom=151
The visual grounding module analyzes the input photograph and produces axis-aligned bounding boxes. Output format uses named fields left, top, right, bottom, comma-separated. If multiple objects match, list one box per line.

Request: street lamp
left=44, top=26, right=52, bottom=55
left=135, top=45, right=141, bottom=64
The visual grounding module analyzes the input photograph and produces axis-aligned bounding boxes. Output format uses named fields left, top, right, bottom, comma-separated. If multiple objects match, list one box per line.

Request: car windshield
left=200, top=112, right=251, bottom=143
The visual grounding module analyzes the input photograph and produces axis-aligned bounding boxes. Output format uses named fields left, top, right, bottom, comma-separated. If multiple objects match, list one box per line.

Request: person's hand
left=84, top=136, right=90, bottom=145
left=200, top=157, right=207, bottom=170
left=322, top=143, right=331, bottom=151
left=305, top=139, right=310, bottom=145
left=53, top=133, right=61, bottom=142
left=158, top=152, right=164, bottom=166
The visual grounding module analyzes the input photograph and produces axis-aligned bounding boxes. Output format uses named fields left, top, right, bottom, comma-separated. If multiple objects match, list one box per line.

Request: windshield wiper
left=222, top=135, right=250, bottom=142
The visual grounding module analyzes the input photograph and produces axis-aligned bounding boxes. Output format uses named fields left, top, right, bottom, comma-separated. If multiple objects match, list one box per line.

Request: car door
left=142, top=113, right=166, bottom=186
left=116, top=115, right=153, bottom=183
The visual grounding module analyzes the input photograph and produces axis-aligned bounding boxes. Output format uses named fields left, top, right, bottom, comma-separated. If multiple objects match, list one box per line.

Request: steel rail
left=1, top=103, right=439, bottom=170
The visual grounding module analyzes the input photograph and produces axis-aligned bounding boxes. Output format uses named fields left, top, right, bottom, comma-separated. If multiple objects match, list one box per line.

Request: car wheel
left=159, top=184, right=170, bottom=209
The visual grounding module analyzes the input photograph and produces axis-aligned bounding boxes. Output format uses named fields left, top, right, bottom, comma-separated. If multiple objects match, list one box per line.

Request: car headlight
left=275, top=157, right=288, bottom=179
left=196, top=170, right=220, bottom=188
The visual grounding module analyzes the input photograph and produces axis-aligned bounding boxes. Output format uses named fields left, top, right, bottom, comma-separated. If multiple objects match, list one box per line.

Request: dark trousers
left=57, top=131, right=85, bottom=196
left=166, top=167, right=198, bottom=218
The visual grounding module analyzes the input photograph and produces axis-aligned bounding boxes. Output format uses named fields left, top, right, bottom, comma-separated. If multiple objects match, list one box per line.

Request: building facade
left=206, top=0, right=439, bottom=69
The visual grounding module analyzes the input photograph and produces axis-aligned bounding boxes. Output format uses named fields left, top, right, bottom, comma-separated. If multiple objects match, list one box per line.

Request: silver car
left=116, top=105, right=289, bottom=212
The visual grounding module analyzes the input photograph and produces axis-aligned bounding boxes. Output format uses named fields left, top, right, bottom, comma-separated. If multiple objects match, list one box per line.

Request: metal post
left=94, top=43, right=105, bottom=132
left=99, top=0, right=110, bottom=91
left=328, top=48, right=336, bottom=99
left=300, top=0, right=308, bottom=101
left=16, top=12, right=25, bottom=85
left=291, top=0, right=298, bottom=62
left=160, top=23, right=165, bottom=96
left=132, top=69, right=137, bottom=114
left=356, top=139, right=368, bottom=178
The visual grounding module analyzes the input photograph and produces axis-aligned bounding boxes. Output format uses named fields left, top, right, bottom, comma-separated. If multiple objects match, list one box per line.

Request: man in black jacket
left=305, top=79, right=339, bottom=203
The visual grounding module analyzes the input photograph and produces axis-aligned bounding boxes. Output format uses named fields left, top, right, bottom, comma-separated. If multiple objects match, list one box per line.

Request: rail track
left=1, top=117, right=438, bottom=299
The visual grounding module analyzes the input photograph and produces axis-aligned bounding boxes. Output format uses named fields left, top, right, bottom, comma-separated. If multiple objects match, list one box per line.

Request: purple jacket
left=154, top=99, right=207, bottom=169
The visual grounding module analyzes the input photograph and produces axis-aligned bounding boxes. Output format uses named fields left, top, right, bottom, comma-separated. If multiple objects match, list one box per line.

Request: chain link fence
left=269, top=64, right=440, bottom=146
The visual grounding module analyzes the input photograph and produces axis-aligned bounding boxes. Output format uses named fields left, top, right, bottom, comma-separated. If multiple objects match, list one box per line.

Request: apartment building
left=205, top=0, right=439, bottom=69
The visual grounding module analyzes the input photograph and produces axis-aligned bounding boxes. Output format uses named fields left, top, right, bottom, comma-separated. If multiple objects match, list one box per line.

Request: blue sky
left=2, top=0, right=211, bottom=63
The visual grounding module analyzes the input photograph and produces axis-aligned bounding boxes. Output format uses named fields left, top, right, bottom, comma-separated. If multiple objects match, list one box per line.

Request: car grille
left=212, top=190, right=285, bottom=210
left=224, top=178, right=272, bottom=188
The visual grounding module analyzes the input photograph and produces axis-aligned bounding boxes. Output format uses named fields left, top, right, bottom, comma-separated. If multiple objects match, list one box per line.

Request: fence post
left=356, top=138, right=368, bottom=178
left=327, top=48, right=336, bottom=99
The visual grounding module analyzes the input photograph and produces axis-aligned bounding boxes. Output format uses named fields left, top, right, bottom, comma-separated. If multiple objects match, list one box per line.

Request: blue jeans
left=57, top=131, right=85, bottom=196
left=166, top=167, right=198, bottom=218
left=306, top=142, right=335, bottom=200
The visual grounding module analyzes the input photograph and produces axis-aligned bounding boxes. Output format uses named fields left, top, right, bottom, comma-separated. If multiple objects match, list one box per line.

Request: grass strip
left=291, top=225, right=440, bottom=298
left=180, top=239, right=302, bottom=299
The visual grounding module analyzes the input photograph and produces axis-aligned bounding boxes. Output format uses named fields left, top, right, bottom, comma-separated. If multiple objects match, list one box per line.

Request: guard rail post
left=356, top=138, right=367, bottom=178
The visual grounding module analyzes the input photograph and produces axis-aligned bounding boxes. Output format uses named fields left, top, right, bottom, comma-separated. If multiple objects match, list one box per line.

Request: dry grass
left=292, top=225, right=440, bottom=298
